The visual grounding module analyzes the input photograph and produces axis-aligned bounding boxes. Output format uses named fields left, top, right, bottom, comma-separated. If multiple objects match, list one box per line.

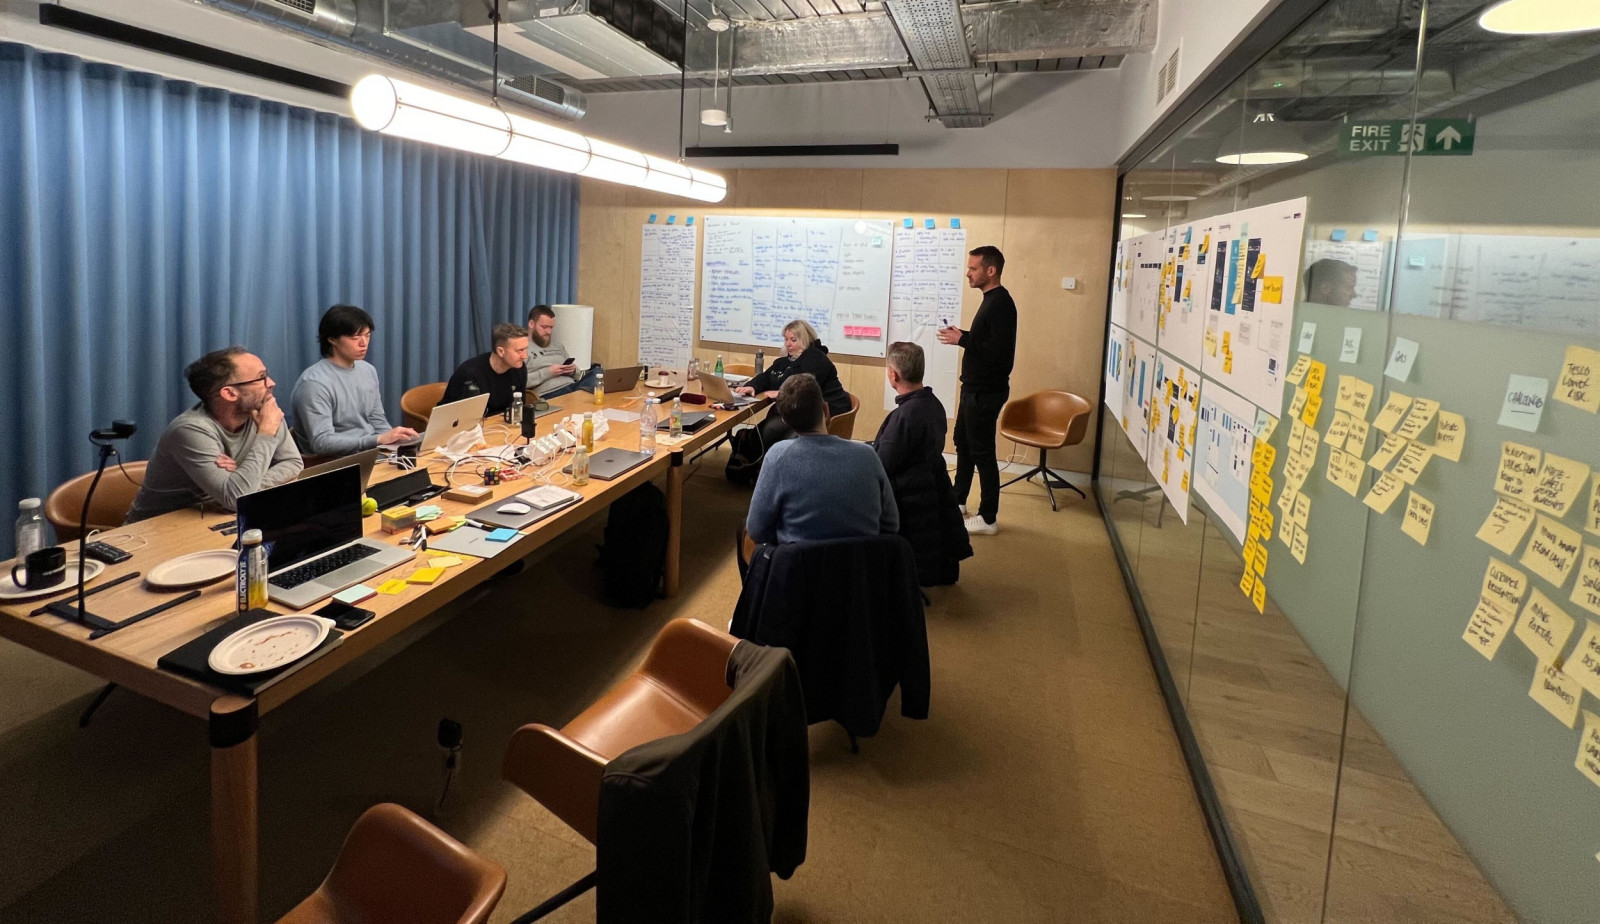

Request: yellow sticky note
left=1277, top=487, right=1296, bottom=513
left=1430, top=411, right=1465, bottom=463
left=1394, top=397, right=1440, bottom=441
left=1572, top=545, right=1600, bottom=618
left=1522, top=515, right=1584, bottom=588
left=1530, top=661, right=1583, bottom=729
left=1517, top=587, right=1578, bottom=663
left=1483, top=557, right=1531, bottom=612
left=1588, top=473, right=1600, bottom=537
left=1565, top=621, right=1600, bottom=699
left=1301, top=394, right=1323, bottom=428
left=1476, top=496, right=1536, bottom=556
left=1390, top=441, right=1433, bottom=485
left=1496, top=441, right=1542, bottom=499
left=1576, top=711, right=1600, bottom=789
left=1372, top=392, right=1412, bottom=433
left=1292, top=493, right=1311, bottom=529
left=1251, top=575, right=1267, bottom=613
left=1261, top=276, right=1283, bottom=304
left=1253, top=442, right=1277, bottom=470
left=1325, top=449, right=1362, bottom=498
left=377, top=579, right=408, bottom=595
left=1252, top=253, right=1267, bottom=279
left=1290, top=525, right=1309, bottom=564
left=1223, top=354, right=1234, bottom=374
left=407, top=567, right=444, bottom=584
left=428, top=556, right=465, bottom=569
left=1463, top=595, right=1515, bottom=660
left=1529, top=453, right=1592, bottom=518
left=1305, top=361, right=1327, bottom=396
left=1183, top=280, right=1192, bottom=299
left=1324, top=411, right=1352, bottom=452
left=1298, top=425, right=1320, bottom=461
left=1288, top=388, right=1309, bottom=419
left=1278, top=512, right=1296, bottom=547
left=1201, top=233, right=1210, bottom=254
left=1253, top=543, right=1268, bottom=575
left=1363, top=472, right=1406, bottom=514
left=1285, top=355, right=1313, bottom=386
left=1556, top=344, right=1600, bottom=413
left=1240, top=569, right=1256, bottom=599
left=1335, top=376, right=1376, bottom=420
left=1402, top=491, right=1435, bottom=546
left=1345, top=418, right=1371, bottom=456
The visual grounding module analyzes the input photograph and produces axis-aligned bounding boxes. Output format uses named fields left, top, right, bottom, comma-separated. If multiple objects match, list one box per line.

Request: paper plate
left=642, top=378, right=676, bottom=389
left=208, top=614, right=335, bottom=675
left=0, top=557, right=104, bottom=602
left=146, top=550, right=240, bottom=590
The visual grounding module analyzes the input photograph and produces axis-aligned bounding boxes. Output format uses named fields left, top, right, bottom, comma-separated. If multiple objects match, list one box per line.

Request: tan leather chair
left=501, top=618, right=740, bottom=919
left=998, top=391, right=1091, bottom=510
left=45, top=461, right=146, bottom=541
left=724, top=362, right=756, bottom=378
left=826, top=392, right=861, bottom=440
left=277, top=803, right=506, bottom=924
left=401, top=382, right=447, bottom=431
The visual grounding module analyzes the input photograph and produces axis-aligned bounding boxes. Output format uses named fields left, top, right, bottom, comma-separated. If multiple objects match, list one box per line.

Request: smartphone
left=563, top=357, right=575, bottom=365
left=314, top=599, right=375, bottom=630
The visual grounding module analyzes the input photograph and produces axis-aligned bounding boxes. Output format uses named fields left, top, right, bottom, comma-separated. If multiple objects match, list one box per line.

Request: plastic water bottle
left=571, top=444, right=590, bottom=486
left=640, top=398, right=658, bottom=453
left=15, top=498, right=45, bottom=560
left=714, top=354, right=724, bottom=376
left=237, top=529, right=268, bottom=613
left=669, top=398, right=684, bottom=438
left=754, top=349, right=765, bottom=374
left=507, top=390, right=523, bottom=426
left=582, top=412, right=595, bottom=453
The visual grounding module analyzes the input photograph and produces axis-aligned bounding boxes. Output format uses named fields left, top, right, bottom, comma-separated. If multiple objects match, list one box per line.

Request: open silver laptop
left=581, top=365, right=643, bottom=393
left=419, top=393, right=490, bottom=452
left=237, top=466, right=412, bottom=610
left=700, top=373, right=757, bottom=407
left=298, top=448, right=382, bottom=489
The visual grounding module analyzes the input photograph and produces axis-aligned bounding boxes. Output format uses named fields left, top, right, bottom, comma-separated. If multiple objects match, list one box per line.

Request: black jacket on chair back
left=870, top=387, right=972, bottom=586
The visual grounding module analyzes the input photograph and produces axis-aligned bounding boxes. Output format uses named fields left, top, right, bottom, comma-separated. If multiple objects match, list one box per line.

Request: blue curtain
left=0, top=44, right=577, bottom=554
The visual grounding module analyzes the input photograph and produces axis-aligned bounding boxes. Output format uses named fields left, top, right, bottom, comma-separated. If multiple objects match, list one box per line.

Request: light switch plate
left=1061, top=276, right=1077, bottom=290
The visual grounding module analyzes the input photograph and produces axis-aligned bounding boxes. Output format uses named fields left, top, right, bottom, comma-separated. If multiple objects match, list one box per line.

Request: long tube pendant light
left=350, top=73, right=727, bottom=202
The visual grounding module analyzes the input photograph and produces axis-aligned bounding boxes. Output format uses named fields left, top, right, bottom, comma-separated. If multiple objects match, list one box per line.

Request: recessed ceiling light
left=1215, top=151, right=1310, bottom=165
left=1144, top=194, right=1197, bottom=202
left=1122, top=213, right=1148, bottom=218
left=707, top=16, right=731, bottom=32
left=1479, top=0, right=1600, bottom=35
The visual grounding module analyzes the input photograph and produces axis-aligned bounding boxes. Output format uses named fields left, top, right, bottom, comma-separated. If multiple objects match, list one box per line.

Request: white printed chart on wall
left=1198, top=197, right=1308, bottom=415
left=1125, top=230, right=1164, bottom=345
left=1104, top=323, right=1129, bottom=415
left=884, top=226, right=963, bottom=414
left=1194, top=378, right=1258, bottom=544
left=1109, top=238, right=1131, bottom=330
left=1123, top=332, right=1156, bottom=461
left=1157, top=220, right=1216, bottom=370
left=1146, top=350, right=1202, bottom=520
left=639, top=223, right=698, bottom=372
left=700, top=215, right=896, bottom=358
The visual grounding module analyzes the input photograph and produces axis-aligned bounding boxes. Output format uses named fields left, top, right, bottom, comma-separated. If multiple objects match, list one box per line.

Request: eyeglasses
left=224, top=373, right=270, bottom=389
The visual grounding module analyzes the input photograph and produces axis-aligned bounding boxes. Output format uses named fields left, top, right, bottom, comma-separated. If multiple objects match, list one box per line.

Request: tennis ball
left=361, top=496, right=378, bottom=517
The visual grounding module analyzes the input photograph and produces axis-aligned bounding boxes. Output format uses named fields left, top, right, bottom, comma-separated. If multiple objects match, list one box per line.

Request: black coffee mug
left=12, top=546, right=67, bottom=590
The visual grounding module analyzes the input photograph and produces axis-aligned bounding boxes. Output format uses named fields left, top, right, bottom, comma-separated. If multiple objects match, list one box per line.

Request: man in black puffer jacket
left=870, top=342, right=972, bottom=586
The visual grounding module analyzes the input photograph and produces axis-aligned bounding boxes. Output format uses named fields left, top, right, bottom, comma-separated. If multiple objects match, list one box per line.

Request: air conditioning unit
left=461, top=0, right=685, bottom=82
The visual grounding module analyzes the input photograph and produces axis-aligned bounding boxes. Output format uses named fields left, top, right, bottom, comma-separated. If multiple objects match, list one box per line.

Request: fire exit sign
left=1336, top=119, right=1474, bottom=156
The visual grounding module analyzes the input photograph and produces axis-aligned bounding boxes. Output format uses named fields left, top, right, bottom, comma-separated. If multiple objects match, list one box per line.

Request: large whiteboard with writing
left=700, top=216, right=897, bottom=358
left=884, top=226, right=964, bottom=414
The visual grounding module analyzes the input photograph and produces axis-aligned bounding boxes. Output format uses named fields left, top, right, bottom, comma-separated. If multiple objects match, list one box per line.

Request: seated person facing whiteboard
left=442, top=322, right=529, bottom=418
left=746, top=374, right=898, bottom=545
left=735, top=319, right=852, bottom=445
left=291, top=304, right=418, bottom=456
left=524, top=304, right=601, bottom=399
left=127, top=347, right=304, bottom=521
left=871, top=342, right=972, bottom=586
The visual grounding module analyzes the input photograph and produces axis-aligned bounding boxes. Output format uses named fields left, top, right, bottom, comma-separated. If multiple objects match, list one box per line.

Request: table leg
left=664, top=452, right=684, bottom=596
left=211, top=695, right=260, bottom=924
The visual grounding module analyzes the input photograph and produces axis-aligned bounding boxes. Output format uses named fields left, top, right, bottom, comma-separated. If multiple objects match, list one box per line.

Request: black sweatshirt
left=442, top=353, right=527, bottom=418
left=745, top=343, right=853, bottom=416
left=958, top=285, right=1018, bottom=391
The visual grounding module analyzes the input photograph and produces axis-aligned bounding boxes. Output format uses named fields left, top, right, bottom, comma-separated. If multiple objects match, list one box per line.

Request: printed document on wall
left=1194, top=379, right=1258, bottom=544
left=1125, top=230, right=1164, bottom=345
left=639, top=224, right=698, bottom=372
left=1116, top=330, right=1155, bottom=462
left=884, top=226, right=963, bottom=413
left=1157, top=220, right=1215, bottom=370
left=1145, top=350, right=1202, bottom=521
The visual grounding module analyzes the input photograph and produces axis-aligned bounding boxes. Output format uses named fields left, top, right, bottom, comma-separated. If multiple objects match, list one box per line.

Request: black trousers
left=952, top=386, right=1008, bottom=524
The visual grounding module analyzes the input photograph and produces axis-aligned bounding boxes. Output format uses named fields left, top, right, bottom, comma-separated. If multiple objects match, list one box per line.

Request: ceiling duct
left=884, top=0, right=986, bottom=128
left=967, top=0, right=1154, bottom=64
left=460, top=0, right=686, bottom=81
left=192, top=0, right=587, bottom=120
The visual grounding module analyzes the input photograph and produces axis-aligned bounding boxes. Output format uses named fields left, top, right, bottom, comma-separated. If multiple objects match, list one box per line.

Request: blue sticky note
left=924, top=218, right=935, bottom=229
left=686, top=216, right=695, bottom=226
left=486, top=528, right=518, bottom=543
left=648, top=213, right=657, bottom=224
left=666, top=215, right=676, bottom=225
left=951, top=217, right=962, bottom=229
left=1362, top=229, right=1379, bottom=242
left=902, top=217, right=913, bottom=228
left=1330, top=229, right=1347, bottom=242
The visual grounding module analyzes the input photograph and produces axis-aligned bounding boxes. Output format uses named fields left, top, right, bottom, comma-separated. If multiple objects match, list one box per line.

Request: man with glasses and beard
left=127, top=347, right=304, bottom=521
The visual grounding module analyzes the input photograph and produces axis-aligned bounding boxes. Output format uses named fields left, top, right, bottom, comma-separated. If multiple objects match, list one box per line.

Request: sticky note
left=1340, top=328, right=1361, bottom=364
left=377, top=579, right=408, bottom=595
left=1576, top=712, right=1600, bottom=788
left=1529, top=454, right=1592, bottom=517
left=1523, top=516, right=1584, bottom=588
left=1499, top=374, right=1549, bottom=432
left=1363, top=472, right=1405, bottom=514
left=1589, top=474, right=1600, bottom=537
left=334, top=584, right=376, bottom=605
left=1572, top=546, right=1600, bottom=618
left=1254, top=409, right=1279, bottom=442
left=951, top=217, right=962, bottom=229
left=1483, top=558, right=1530, bottom=613
left=1254, top=543, right=1268, bottom=575
left=647, top=213, right=657, bottom=224
left=1325, top=449, right=1362, bottom=497
left=1305, top=361, right=1327, bottom=396
left=1372, top=393, right=1413, bottom=433
left=1463, top=595, right=1515, bottom=660
left=1298, top=323, right=1317, bottom=354
left=1301, top=394, right=1323, bottom=428
left=1261, top=276, right=1283, bottom=303
left=903, top=217, right=913, bottom=228
left=1346, top=418, right=1371, bottom=455
left=1529, top=661, right=1583, bottom=728
left=1340, top=377, right=1375, bottom=420
left=1286, top=355, right=1313, bottom=385
left=1402, top=491, right=1435, bottom=545
left=666, top=215, right=676, bottom=224
left=1385, top=337, right=1419, bottom=382
left=1325, top=411, right=1352, bottom=451
left=1556, top=344, right=1600, bottom=413
left=407, top=567, right=444, bottom=584
left=1290, top=526, right=1309, bottom=564
left=1288, top=388, right=1309, bottom=419
left=1330, top=229, right=1347, bottom=242
left=1566, top=622, right=1600, bottom=698
left=1292, top=493, right=1311, bottom=528
left=686, top=216, right=695, bottom=226
left=428, top=556, right=465, bottom=569
left=1368, top=433, right=1407, bottom=471
left=1517, top=587, right=1577, bottom=664
left=1362, top=229, right=1379, bottom=242
left=1390, top=441, right=1433, bottom=485
left=1476, top=496, right=1536, bottom=555
left=486, top=528, right=519, bottom=542
left=1251, top=575, right=1267, bottom=613
left=1430, top=411, right=1465, bottom=462
left=1240, top=569, right=1256, bottom=598
left=1496, top=442, right=1542, bottom=498
left=1394, top=398, right=1440, bottom=441
left=924, top=218, right=935, bottom=229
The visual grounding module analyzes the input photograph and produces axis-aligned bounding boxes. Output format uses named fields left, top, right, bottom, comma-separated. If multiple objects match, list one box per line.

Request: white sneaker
left=964, top=514, right=998, bottom=535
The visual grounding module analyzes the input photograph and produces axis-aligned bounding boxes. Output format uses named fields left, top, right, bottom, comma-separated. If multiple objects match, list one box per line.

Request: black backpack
left=597, top=483, right=670, bottom=608
left=724, top=426, right=766, bottom=485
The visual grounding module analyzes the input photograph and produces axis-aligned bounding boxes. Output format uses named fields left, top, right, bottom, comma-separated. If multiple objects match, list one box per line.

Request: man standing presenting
left=937, top=245, right=1017, bottom=536
left=524, top=304, right=601, bottom=399
left=442, top=322, right=530, bottom=418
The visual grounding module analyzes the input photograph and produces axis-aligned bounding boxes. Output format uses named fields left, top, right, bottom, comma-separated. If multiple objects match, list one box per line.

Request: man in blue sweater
left=746, top=374, right=899, bottom=545
left=291, top=305, right=416, bottom=456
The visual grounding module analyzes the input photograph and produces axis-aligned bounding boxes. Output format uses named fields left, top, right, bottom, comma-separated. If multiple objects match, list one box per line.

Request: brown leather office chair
left=277, top=803, right=506, bottom=924
left=501, top=618, right=741, bottom=920
left=724, top=362, right=756, bottom=378
left=401, top=382, right=447, bottom=431
left=998, top=390, right=1091, bottom=510
left=45, top=461, right=145, bottom=541
left=826, top=392, right=860, bottom=439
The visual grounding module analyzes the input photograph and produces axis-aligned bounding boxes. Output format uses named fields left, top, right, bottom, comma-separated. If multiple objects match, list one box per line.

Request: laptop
left=236, top=466, right=413, bottom=610
left=658, top=410, right=717, bottom=433
left=419, top=393, right=490, bottom=452
left=560, top=447, right=655, bottom=481
left=581, top=365, right=643, bottom=393
left=700, top=373, right=756, bottom=408
left=298, top=448, right=382, bottom=489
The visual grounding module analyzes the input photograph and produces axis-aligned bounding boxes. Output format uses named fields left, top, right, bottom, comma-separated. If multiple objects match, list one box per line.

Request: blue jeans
left=538, top=364, right=603, bottom=399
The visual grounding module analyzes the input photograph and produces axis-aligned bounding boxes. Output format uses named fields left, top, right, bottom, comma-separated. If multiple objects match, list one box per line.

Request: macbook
left=560, top=447, right=654, bottom=481
left=700, top=373, right=756, bottom=408
left=658, top=410, right=716, bottom=432
left=581, top=365, right=643, bottom=393
left=298, top=448, right=382, bottom=489
left=419, top=393, right=490, bottom=452
left=236, top=466, right=413, bottom=610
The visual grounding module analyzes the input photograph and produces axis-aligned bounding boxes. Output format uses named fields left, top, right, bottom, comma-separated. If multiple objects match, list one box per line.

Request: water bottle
left=593, top=370, right=605, bottom=405
left=237, top=529, right=268, bottom=613
left=507, top=390, right=523, bottom=426
left=15, top=498, right=45, bottom=561
left=687, top=357, right=700, bottom=381
left=582, top=412, right=595, bottom=453
left=571, top=444, right=590, bottom=486
left=669, top=398, right=684, bottom=438
left=714, top=354, right=724, bottom=376
left=754, top=349, right=765, bottom=374
left=641, top=398, right=658, bottom=453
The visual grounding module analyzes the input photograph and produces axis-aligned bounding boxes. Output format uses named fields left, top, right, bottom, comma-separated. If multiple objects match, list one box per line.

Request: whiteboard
left=635, top=225, right=697, bottom=372
left=1395, top=233, right=1600, bottom=335
left=700, top=216, right=897, bottom=358
left=884, top=226, right=964, bottom=416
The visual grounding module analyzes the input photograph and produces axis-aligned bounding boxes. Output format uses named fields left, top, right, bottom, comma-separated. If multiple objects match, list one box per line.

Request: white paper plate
left=0, top=557, right=103, bottom=602
left=642, top=378, right=676, bottom=389
left=146, top=550, right=240, bottom=590
left=208, top=614, right=335, bottom=675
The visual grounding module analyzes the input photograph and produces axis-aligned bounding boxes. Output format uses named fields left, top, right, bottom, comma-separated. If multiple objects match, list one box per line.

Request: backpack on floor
left=724, top=425, right=766, bottom=485
left=597, top=483, right=669, bottom=608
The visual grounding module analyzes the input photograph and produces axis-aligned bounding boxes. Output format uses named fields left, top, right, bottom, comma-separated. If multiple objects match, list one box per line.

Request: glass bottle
left=571, top=444, right=590, bottom=486
left=15, top=498, right=45, bottom=561
left=669, top=398, right=684, bottom=438
left=582, top=412, right=595, bottom=453
left=714, top=354, right=724, bottom=376
left=238, top=528, right=268, bottom=613
left=593, top=370, right=605, bottom=405
left=507, top=390, right=523, bottom=426
left=640, top=398, right=658, bottom=453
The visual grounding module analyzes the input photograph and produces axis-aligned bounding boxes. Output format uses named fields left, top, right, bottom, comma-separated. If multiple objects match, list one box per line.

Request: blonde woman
left=727, top=320, right=853, bottom=483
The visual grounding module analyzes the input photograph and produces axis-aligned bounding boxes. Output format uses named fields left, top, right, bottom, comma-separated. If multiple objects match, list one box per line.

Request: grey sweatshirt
left=291, top=358, right=393, bottom=455
left=126, top=405, right=303, bottom=522
left=746, top=434, right=899, bottom=544
left=525, top=337, right=575, bottom=396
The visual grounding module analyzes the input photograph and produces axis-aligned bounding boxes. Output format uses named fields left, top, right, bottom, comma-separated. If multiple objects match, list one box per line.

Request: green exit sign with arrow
left=1336, top=119, right=1475, bottom=156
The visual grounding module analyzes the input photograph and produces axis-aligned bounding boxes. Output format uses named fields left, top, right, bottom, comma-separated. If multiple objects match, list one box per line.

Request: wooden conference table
left=0, top=380, right=766, bottom=924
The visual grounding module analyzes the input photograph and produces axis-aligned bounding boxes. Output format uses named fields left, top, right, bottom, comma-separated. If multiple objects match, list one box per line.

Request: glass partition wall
left=1097, top=1, right=1600, bottom=920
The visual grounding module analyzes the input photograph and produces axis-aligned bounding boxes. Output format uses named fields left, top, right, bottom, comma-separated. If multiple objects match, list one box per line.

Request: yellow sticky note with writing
left=1497, top=441, right=1542, bottom=499
left=1252, top=253, right=1266, bottom=279
left=1372, top=393, right=1412, bottom=433
left=1463, top=595, right=1514, bottom=661
left=1556, top=344, right=1600, bottom=413
left=1528, top=453, right=1591, bottom=518
left=1305, top=361, right=1327, bottom=396
left=1363, top=472, right=1405, bottom=514
left=1476, top=496, right=1536, bottom=556
left=1522, top=515, right=1583, bottom=588
left=1301, top=394, right=1323, bottom=428
left=1564, top=621, right=1600, bottom=699
left=1261, top=276, right=1283, bottom=304
left=1285, top=355, right=1312, bottom=385
left=407, top=567, right=445, bottom=585
left=1335, top=376, right=1376, bottom=419
left=1571, top=545, right=1600, bottom=618
left=1239, top=569, right=1256, bottom=599
left=1290, top=525, right=1309, bottom=564
left=1430, top=411, right=1465, bottom=462
left=1482, top=557, right=1529, bottom=612
left=1394, top=397, right=1440, bottom=441
left=1345, top=418, right=1371, bottom=456
left=1402, top=491, right=1435, bottom=546
left=1251, top=575, right=1267, bottom=613
left=1516, top=587, right=1577, bottom=663
left=377, top=579, right=408, bottom=595
left=1292, top=493, right=1311, bottom=529
left=1390, top=441, right=1433, bottom=485
left=428, top=556, right=465, bottom=569
left=1529, top=661, right=1583, bottom=729
left=1575, top=711, right=1600, bottom=789
left=1324, top=411, right=1352, bottom=451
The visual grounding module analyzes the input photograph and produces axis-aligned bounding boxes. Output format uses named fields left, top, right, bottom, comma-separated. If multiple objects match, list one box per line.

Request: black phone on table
left=314, top=599, right=375, bottom=630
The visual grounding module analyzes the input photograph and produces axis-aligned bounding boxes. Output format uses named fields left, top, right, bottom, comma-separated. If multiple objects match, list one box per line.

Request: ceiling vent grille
left=507, top=74, right=567, bottom=106
left=1156, top=43, right=1180, bottom=105
left=267, top=0, right=316, bottom=14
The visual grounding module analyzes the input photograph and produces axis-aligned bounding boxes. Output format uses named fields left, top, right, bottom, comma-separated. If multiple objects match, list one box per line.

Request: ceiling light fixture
left=701, top=18, right=733, bottom=132
left=1143, top=194, right=1197, bottom=202
left=1216, top=151, right=1309, bottom=165
left=1479, top=0, right=1600, bottom=34
left=1215, top=114, right=1308, bottom=166
left=1122, top=213, right=1148, bottom=218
